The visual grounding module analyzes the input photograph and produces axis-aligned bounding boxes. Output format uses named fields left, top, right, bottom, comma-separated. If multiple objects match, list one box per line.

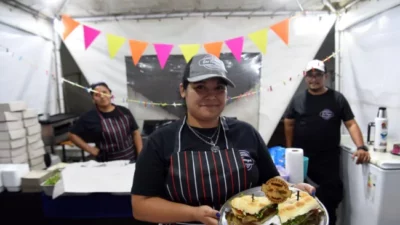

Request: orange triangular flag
left=204, top=42, right=223, bottom=58
left=270, top=18, right=289, bottom=45
left=129, top=39, right=148, bottom=65
left=62, top=15, right=80, bottom=40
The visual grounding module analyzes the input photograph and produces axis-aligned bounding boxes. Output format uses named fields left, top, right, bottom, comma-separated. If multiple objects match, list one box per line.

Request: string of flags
left=1, top=36, right=338, bottom=108
left=58, top=52, right=338, bottom=107
left=59, top=14, right=290, bottom=69
left=0, top=44, right=57, bottom=81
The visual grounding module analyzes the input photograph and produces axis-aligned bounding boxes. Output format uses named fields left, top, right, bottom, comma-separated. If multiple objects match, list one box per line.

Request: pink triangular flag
left=225, top=37, right=244, bottom=62
left=153, top=43, right=174, bottom=69
left=83, top=25, right=101, bottom=50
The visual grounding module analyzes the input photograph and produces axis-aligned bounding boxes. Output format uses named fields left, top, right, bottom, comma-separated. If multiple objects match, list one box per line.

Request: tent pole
left=52, top=21, right=64, bottom=114
left=334, top=20, right=341, bottom=92
left=73, top=10, right=329, bottom=22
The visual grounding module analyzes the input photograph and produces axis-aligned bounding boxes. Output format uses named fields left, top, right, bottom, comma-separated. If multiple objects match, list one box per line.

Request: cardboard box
left=0, top=137, right=26, bottom=149
left=0, top=112, right=22, bottom=122
left=28, top=147, right=45, bottom=159
left=22, top=108, right=37, bottom=119
left=28, top=140, right=44, bottom=152
left=21, top=170, right=55, bottom=192
left=0, top=146, right=26, bottom=158
left=29, top=155, right=44, bottom=166
left=0, top=101, right=27, bottom=112
left=23, top=118, right=39, bottom=128
left=30, top=161, right=46, bottom=170
left=0, top=153, right=28, bottom=163
left=0, top=129, right=26, bottom=141
left=25, top=124, right=41, bottom=136
left=0, top=121, right=24, bottom=131
left=26, top=133, right=41, bottom=144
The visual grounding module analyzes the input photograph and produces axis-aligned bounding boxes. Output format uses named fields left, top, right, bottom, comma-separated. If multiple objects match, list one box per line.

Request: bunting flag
left=248, top=29, right=268, bottom=54
left=59, top=14, right=294, bottom=64
left=153, top=43, right=174, bottom=69
left=61, top=15, right=80, bottom=40
left=83, top=25, right=101, bottom=50
left=0, top=43, right=339, bottom=107
left=106, top=34, right=126, bottom=58
left=129, top=39, right=148, bottom=66
left=270, top=18, right=289, bottom=45
left=225, top=37, right=244, bottom=62
left=179, top=44, right=200, bottom=62
left=204, top=41, right=223, bottom=58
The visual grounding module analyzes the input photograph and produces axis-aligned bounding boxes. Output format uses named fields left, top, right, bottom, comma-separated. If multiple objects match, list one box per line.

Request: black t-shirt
left=131, top=117, right=279, bottom=204
left=69, top=105, right=139, bottom=147
left=285, top=89, right=354, bottom=154
left=285, top=89, right=354, bottom=181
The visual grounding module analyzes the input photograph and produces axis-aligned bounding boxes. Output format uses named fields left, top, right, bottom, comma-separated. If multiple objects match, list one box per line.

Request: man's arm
left=284, top=118, right=295, bottom=147
left=344, top=119, right=370, bottom=164
left=344, top=119, right=364, bottom=147
left=339, top=93, right=370, bottom=164
left=133, top=130, right=143, bottom=154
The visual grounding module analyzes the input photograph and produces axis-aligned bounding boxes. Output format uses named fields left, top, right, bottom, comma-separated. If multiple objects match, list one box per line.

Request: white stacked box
left=23, top=108, right=46, bottom=170
left=0, top=163, right=30, bottom=192
left=0, top=102, right=28, bottom=164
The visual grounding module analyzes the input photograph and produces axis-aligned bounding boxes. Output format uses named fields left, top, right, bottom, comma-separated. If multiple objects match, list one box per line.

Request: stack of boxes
left=0, top=102, right=28, bottom=164
left=24, top=109, right=46, bottom=170
left=0, top=101, right=46, bottom=170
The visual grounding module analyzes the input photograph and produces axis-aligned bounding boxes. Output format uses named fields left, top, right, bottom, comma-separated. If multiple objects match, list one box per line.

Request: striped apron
left=96, top=107, right=135, bottom=161
left=165, top=116, right=251, bottom=225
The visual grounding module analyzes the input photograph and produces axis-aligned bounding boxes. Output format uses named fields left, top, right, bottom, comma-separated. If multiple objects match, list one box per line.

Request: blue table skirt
left=41, top=193, right=133, bottom=218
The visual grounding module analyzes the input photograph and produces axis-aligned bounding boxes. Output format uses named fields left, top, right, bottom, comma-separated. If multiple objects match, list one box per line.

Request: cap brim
left=306, top=68, right=325, bottom=73
left=187, top=74, right=236, bottom=87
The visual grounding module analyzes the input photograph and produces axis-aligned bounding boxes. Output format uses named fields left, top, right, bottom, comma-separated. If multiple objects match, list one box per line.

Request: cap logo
left=198, top=55, right=226, bottom=71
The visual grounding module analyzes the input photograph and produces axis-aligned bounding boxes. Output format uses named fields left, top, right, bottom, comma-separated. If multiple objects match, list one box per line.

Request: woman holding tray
left=131, top=54, right=315, bottom=225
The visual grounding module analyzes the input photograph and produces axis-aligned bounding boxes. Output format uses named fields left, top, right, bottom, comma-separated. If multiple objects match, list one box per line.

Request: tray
left=219, top=186, right=329, bottom=225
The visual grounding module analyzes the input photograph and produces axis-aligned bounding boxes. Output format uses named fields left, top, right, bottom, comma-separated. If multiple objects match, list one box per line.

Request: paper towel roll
left=285, top=148, right=304, bottom=184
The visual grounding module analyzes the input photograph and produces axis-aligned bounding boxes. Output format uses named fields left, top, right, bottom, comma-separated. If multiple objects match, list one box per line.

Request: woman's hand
left=89, top=146, right=100, bottom=156
left=193, top=205, right=220, bottom=225
left=293, top=183, right=316, bottom=196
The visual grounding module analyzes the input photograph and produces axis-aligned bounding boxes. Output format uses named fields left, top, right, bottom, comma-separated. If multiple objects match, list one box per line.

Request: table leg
left=62, top=145, right=66, bottom=162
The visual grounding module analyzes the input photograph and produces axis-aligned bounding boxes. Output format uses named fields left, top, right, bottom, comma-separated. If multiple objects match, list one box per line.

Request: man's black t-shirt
left=285, top=89, right=354, bottom=181
left=131, top=117, right=279, bottom=202
left=69, top=105, right=139, bottom=147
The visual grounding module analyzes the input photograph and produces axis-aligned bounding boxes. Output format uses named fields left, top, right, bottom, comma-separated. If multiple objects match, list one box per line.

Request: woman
left=131, top=54, right=314, bottom=225
left=68, top=82, right=143, bottom=162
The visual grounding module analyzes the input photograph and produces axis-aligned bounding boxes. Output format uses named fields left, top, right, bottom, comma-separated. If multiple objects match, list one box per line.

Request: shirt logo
left=239, top=150, right=254, bottom=171
left=320, top=109, right=334, bottom=120
left=198, top=55, right=226, bottom=71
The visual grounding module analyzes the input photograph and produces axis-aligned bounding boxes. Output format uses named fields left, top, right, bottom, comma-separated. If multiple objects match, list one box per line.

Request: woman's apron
left=164, top=116, right=251, bottom=224
left=95, top=107, right=136, bottom=161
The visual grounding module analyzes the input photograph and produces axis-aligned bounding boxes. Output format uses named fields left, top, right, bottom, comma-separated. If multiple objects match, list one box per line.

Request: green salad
left=44, top=171, right=61, bottom=185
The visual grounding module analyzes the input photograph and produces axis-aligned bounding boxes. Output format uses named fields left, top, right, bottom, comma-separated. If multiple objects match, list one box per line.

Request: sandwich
left=228, top=195, right=277, bottom=224
left=278, top=191, right=324, bottom=225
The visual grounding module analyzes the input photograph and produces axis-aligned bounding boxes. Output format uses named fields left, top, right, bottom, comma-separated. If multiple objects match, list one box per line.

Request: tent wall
left=338, top=3, right=400, bottom=140
left=63, top=15, right=336, bottom=141
left=0, top=1, right=59, bottom=115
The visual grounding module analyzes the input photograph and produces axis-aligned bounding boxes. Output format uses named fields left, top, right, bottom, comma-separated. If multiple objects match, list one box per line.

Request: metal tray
left=219, top=186, right=329, bottom=225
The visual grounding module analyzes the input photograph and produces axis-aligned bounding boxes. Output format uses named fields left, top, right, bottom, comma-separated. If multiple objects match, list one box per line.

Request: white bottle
left=374, top=107, right=388, bottom=152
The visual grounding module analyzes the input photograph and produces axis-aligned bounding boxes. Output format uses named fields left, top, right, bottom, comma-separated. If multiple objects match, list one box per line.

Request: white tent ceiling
left=8, top=0, right=360, bottom=19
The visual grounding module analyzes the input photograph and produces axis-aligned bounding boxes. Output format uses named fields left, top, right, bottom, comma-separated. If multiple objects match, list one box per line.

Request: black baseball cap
left=186, top=54, right=235, bottom=87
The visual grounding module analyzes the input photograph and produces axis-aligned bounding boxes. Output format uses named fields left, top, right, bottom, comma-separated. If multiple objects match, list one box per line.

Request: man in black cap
left=284, top=59, right=370, bottom=225
left=69, top=82, right=143, bottom=162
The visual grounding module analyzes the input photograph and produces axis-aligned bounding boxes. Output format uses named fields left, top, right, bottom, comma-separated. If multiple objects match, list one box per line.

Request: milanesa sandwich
left=229, top=195, right=277, bottom=224
left=278, top=191, right=323, bottom=225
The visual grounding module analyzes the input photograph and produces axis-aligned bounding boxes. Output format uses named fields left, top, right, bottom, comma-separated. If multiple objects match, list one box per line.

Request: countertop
left=340, top=134, right=400, bottom=169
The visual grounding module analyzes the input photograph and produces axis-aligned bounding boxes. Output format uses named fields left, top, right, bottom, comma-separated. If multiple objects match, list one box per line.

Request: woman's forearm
left=132, top=195, right=197, bottom=223
left=68, top=133, right=95, bottom=155
left=133, top=130, right=143, bottom=154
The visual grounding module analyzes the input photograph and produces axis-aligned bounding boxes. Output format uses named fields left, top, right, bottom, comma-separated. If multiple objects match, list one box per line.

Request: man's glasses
left=305, top=72, right=324, bottom=79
